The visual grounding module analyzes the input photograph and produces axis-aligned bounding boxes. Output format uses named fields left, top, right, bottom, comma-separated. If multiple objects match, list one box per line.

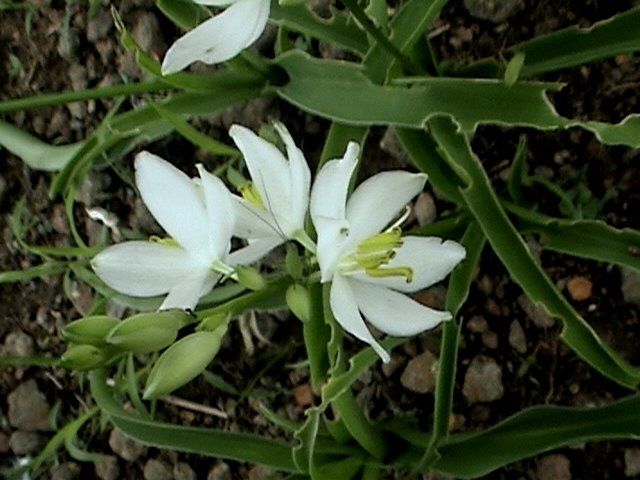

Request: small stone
left=95, top=455, right=120, bottom=480
left=0, top=432, right=10, bottom=453
left=414, top=285, right=447, bottom=310
left=566, top=276, right=592, bottom=301
left=467, top=315, right=489, bottom=334
left=86, top=9, right=113, bottom=42
left=8, top=380, right=51, bottom=431
left=51, top=204, right=70, bottom=234
left=624, top=448, right=640, bottom=477
left=463, top=0, right=524, bottom=23
left=518, top=295, right=555, bottom=328
left=481, top=331, right=498, bottom=349
left=4, top=330, right=34, bottom=357
left=248, top=466, right=274, bottom=479
left=379, top=127, right=410, bottom=167
left=174, top=462, right=196, bottom=480
left=536, top=454, right=571, bottom=480
left=400, top=350, right=438, bottom=394
left=621, top=267, right=640, bottom=305
left=381, top=355, right=403, bottom=377
left=414, top=192, right=437, bottom=226
left=508, top=320, right=527, bottom=353
left=462, top=355, right=504, bottom=404
left=208, top=462, right=232, bottom=480
left=143, top=459, right=173, bottom=480
left=293, top=383, right=314, bottom=407
left=51, top=462, right=80, bottom=480
left=131, top=12, right=166, bottom=55
left=68, top=64, right=88, bottom=91
left=109, top=428, right=145, bottom=461
left=9, top=431, right=43, bottom=454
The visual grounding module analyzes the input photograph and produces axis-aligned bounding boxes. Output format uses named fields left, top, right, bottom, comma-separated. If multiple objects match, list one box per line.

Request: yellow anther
left=149, top=236, right=179, bottom=247
left=364, top=266, right=414, bottom=283
left=239, top=182, right=264, bottom=209
left=355, top=251, right=395, bottom=269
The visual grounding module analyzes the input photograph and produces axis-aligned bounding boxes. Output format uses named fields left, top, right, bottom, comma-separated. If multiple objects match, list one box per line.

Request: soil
left=0, top=1, right=639, bottom=479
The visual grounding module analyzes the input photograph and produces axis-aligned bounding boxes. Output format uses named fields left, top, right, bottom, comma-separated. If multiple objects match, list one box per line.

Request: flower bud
left=61, top=316, right=120, bottom=346
left=61, top=344, right=109, bottom=371
left=236, top=266, right=266, bottom=291
left=197, top=312, right=229, bottom=332
left=143, top=327, right=227, bottom=400
left=286, top=284, right=311, bottom=323
left=106, top=310, right=190, bottom=354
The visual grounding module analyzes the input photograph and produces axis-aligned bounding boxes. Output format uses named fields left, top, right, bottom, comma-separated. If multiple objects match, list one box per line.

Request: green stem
left=0, top=80, right=168, bottom=113
left=340, top=0, right=417, bottom=74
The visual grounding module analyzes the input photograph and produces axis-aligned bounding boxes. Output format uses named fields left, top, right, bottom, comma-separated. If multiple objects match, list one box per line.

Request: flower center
left=339, top=228, right=413, bottom=283
left=239, top=182, right=264, bottom=209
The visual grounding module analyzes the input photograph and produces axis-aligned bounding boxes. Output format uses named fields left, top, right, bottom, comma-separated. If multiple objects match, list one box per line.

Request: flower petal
left=229, top=124, right=293, bottom=236
left=232, top=196, right=281, bottom=239
left=91, top=241, right=199, bottom=297
left=330, top=275, right=390, bottom=362
left=193, top=0, right=236, bottom=5
left=274, top=122, right=310, bottom=235
left=315, top=216, right=350, bottom=282
left=161, top=0, right=270, bottom=75
left=350, top=279, right=451, bottom=336
left=227, top=237, right=284, bottom=266
left=160, top=269, right=213, bottom=310
left=352, top=236, right=466, bottom=293
left=346, top=171, right=427, bottom=245
left=310, top=142, right=359, bottom=223
left=196, top=165, right=235, bottom=259
left=135, top=152, right=208, bottom=254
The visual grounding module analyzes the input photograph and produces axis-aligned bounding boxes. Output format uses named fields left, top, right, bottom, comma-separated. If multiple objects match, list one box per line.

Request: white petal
left=274, top=122, right=311, bottom=234
left=135, top=152, right=209, bottom=254
left=310, top=142, right=359, bottom=223
left=315, top=216, right=350, bottom=282
left=196, top=165, right=235, bottom=259
left=346, top=171, right=427, bottom=245
left=330, top=275, right=390, bottom=362
left=91, top=241, right=200, bottom=297
left=161, top=0, right=270, bottom=75
left=193, top=0, right=236, bottom=5
left=232, top=196, right=282, bottom=239
left=227, top=237, right=284, bottom=266
left=229, top=124, right=293, bottom=236
left=160, top=269, right=213, bottom=310
left=350, top=279, right=451, bottom=337
left=352, top=236, right=466, bottom=293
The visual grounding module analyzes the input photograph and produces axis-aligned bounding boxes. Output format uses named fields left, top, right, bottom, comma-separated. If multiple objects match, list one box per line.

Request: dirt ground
left=0, top=1, right=639, bottom=479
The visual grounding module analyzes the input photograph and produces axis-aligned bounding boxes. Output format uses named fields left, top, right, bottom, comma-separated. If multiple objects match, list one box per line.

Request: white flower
left=227, top=122, right=313, bottom=265
left=91, top=152, right=237, bottom=311
left=310, top=143, right=466, bottom=362
left=161, top=0, right=271, bottom=75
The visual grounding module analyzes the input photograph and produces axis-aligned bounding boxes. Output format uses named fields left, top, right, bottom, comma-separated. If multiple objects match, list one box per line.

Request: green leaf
left=505, top=202, right=640, bottom=271
left=504, top=52, right=525, bottom=86
left=89, top=369, right=299, bottom=471
left=275, top=51, right=640, bottom=148
left=303, top=284, right=331, bottom=391
left=270, top=2, right=369, bottom=56
left=428, top=116, right=640, bottom=388
left=0, top=262, right=68, bottom=283
left=0, top=120, right=85, bottom=171
left=155, top=0, right=209, bottom=30
left=433, top=394, right=640, bottom=478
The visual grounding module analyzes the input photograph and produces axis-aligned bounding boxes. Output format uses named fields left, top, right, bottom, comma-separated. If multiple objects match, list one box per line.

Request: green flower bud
left=61, top=315, right=120, bottom=346
left=197, top=312, right=229, bottom=332
left=285, top=243, right=304, bottom=279
left=504, top=52, right=525, bottom=87
left=236, top=266, right=266, bottom=291
left=143, top=327, right=227, bottom=400
left=106, top=310, right=190, bottom=354
left=286, top=284, right=311, bottom=323
left=61, top=344, right=108, bottom=371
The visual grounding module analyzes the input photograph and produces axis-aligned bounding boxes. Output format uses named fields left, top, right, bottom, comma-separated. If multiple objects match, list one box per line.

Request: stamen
left=364, top=266, right=414, bottom=283
left=239, top=182, right=264, bottom=209
left=149, top=236, right=179, bottom=247
left=356, top=228, right=403, bottom=254
left=387, top=205, right=412, bottom=231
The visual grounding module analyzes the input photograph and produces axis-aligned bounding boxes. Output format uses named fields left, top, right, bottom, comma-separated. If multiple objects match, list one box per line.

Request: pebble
left=50, top=462, right=80, bottom=480
left=414, top=285, right=447, bottom=310
left=508, top=320, right=527, bottom=353
left=174, top=462, right=196, bottom=480
left=467, top=315, right=489, bottom=334
left=481, top=331, right=498, bottom=350
left=68, top=64, right=88, bottom=91
left=208, top=462, right=232, bottom=480
left=381, top=355, right=403, bottom=377
left=143, top=459, right=173, bottom=480
left=293, top=383, right=314, bottom=407
left=624, top=448, right=640, bottom=477
left=95, top=455, right=120, bottom=480
left=131, top=12, right=166, bottom=55
left=566, top=276, right=592, bottom=301
left=400, top=350, right=438, bottom=394
left=9, top=430, right=43, bottom=454
left=621, top=267, right=640, bottom=305
left=518, top=295, right=555, bottom=328
left=380, top=127, right=410, bottom=167
left=0, top=431, right=9, bottom=453
left=536, top=454, right=571, bottom=480
left=248, top=466, right=274, bottom=479
left=463, top=0, right=524, bottom=23
left=8, top=380, right=51, bottom=431
left=414, top=192, right=437, bottom=226
left=462, top=355, right=504, bottom=404
left=3, top=329, right=34, bottom=357
left=86, top=9, right=113, bottom=42
left=108, top=428, right=145, bottom=461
